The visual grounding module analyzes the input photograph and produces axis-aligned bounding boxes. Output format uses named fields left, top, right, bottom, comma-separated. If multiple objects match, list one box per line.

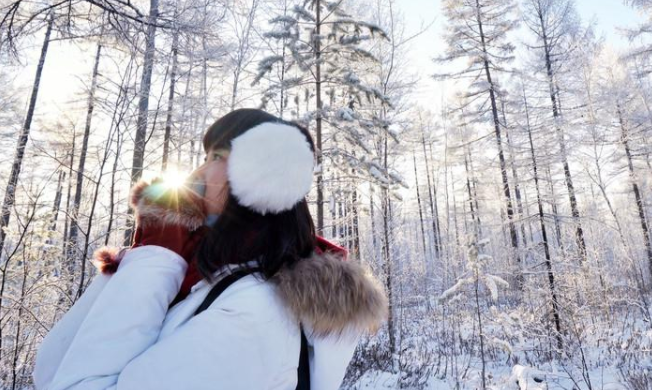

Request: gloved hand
left=93, top=178, right=208, bottom=275
left=129, top=178, right=207, bottom=257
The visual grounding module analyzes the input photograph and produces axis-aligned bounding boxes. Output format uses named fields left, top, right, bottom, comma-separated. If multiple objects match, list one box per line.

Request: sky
left=7, top=0, right=648, bottom=136
left=394, top=0, right=647, bottom=110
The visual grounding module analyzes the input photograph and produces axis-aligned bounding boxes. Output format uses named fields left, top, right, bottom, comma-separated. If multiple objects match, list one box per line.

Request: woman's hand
left=129, top=178, right=208, bottom=258
left=93, top=179, right=208, bottom=274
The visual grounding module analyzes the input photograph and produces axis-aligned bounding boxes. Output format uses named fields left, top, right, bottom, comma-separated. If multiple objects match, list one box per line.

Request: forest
left=1, top=0, right=652, bottom=388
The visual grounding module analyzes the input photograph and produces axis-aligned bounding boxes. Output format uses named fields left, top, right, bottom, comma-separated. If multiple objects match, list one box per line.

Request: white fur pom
left=227, top=122, right=314, bottom=215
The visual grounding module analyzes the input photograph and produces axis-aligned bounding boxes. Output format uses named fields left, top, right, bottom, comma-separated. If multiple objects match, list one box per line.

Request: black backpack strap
left=296, top=327, right=311, bottom=390
left=192, top=267, right=311, bottom=390
left=194, top=268, right=259, bottom=316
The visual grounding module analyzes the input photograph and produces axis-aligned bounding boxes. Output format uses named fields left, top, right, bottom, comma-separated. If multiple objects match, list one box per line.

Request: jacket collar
left=271, top=245, right=388, bottom=337
left=193, top=238, right=388, bottom=337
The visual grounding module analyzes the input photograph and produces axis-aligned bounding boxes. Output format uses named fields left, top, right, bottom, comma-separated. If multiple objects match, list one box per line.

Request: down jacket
left=32, top=243, right=388, bottom=390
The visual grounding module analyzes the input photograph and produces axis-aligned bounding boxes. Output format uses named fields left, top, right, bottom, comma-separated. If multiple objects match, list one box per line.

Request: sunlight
left=161, top=168, right=188, bottom=189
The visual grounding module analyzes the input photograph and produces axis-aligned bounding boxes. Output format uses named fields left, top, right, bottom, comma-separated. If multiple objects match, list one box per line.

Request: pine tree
left=522, top=0, right=589, bottom=264
left=436, top=0, right=522, bottom=286
left=254, top=0, right=393, bottom=234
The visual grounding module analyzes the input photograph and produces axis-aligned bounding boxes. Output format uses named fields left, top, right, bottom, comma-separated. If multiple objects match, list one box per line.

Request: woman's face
left=190, top=148, right=230, bottom=214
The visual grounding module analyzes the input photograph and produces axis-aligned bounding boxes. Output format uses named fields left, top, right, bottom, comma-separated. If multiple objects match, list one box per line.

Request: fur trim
left=130, top=179, right=206, bottom=230
left=92, top=246, right=122, bottom=275
left=227, top=122, right=314, bottom=215
left=273, top=251, right=388, bottom=337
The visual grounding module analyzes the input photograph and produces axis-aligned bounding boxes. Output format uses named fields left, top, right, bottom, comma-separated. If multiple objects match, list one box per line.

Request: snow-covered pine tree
left=436, top=0, right=522, bottom=286
left=624, top=0, right=652, bottom=69
left=253, top=0, right=397, bottom=234
left=522, top=0, right=589, bottom=265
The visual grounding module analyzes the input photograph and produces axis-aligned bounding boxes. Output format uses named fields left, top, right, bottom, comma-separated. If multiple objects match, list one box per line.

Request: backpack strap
left=193, top=268, right=310, bottom=390
left=296, top=328, right=311, bottom=390
left=193, top=268, right=258, bottom=315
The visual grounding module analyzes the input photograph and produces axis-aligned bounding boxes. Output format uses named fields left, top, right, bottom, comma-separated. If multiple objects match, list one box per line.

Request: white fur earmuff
left=227, top=121, right=315, bottom=215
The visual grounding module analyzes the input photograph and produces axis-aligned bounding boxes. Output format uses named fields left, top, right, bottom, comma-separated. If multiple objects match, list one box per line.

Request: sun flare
left=161, top=168, right=188, bottom=189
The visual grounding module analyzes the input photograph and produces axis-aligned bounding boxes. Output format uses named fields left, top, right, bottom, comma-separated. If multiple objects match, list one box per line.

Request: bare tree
left=0, top=14, right=52, bottom=262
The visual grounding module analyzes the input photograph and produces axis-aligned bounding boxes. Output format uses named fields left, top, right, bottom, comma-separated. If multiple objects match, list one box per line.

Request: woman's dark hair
left=196, top=108, right=317, bottom=281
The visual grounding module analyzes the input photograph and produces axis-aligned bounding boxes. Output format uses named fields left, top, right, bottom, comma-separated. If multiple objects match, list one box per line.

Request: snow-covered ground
left=342, top=301, right=652, bottom=390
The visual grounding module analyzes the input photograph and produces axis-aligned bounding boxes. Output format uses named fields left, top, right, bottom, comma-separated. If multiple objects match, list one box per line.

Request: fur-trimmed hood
left=272, top=250, right=388, bottom=337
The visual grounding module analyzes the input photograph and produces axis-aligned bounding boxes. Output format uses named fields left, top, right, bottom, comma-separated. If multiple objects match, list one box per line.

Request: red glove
left=129, top=178, right=207, bottom=257
left=93, top=179, right=207, bottom=274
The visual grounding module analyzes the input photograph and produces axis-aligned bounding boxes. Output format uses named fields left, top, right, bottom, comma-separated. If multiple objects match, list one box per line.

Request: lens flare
left=161, top=168, right=187, bottom=189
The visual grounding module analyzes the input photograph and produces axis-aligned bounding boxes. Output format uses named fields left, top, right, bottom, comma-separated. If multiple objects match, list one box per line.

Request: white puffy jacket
left=33, top=245, right=387, bottom=390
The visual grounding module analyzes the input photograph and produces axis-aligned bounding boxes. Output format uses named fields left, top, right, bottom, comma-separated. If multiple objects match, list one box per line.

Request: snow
left=369, top=166, right=390, bottom=185
left=510, top=365, right=548, bottom=390
left=269, top=15, right=297, bottom=25
left=439, top=277, right=473, bottom=302
left=337, top=107, right=356, bottom=121
left=292, top=5, right=315, bottom=22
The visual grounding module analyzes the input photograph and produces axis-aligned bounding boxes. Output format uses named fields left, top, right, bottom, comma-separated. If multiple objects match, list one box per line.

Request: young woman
left=33, top=108, right=388, bottom=390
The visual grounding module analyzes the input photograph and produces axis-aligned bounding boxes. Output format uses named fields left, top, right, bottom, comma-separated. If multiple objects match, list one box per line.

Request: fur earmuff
left=227, top=122, right=315, bottom=215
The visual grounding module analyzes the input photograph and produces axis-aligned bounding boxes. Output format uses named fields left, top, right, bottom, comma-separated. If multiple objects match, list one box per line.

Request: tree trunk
left=315, top=0, right=324, bottom=235
left=351, top=186, right=361, bottom=260
left=474, top=267, right=487, bottom=390
left=10, top=258, right=28, bottom=390
left=105, top=55, right=135, bottom=245
left=546, top=166, right=564, bottom=251
left=524, top=85, right=563, bottom=349
left=501, top=101, right=528, bottom=248
left=538, top=9, right=587, bottom=263
left=380, top=105, right=396, bottom=369
left=464, top=150, right=481, bottom=238
left=125, top=0, right=159, bottom=245
left=421, top=130, right=441, bottom=258
left=42, top=169, right=65, bottom=261
left=62, top=131, right=76, bottom=255
left=162, top=25, right=178, bottom=171
left=474, top=0, right=521, bottom=285
left=413, top=152, right=428, bottom=261
left=618, top=106, right=652, bottom=276
left=77, top=113, right=119, bottom=299
left=0, top=15, right=52, bottom=260
left=66, top=43, right=102, bottom=275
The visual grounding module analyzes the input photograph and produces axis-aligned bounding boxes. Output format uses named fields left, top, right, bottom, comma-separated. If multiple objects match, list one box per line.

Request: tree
left=624, top=0, right=652, bottom=70
left=124, top=0, right=159, bottom=245
left=439, top=238, right=509, bottom=390
left=520, top=77, right=563, bottom=349
left=65, top=39, right=103, bottom=284
left=0, top=14, right=53, bottom=262
left=255, top=0, right=392, bottom=234
left=522, top=0, right=589, bottom=263
left=436, top=0, right=522, bottom=285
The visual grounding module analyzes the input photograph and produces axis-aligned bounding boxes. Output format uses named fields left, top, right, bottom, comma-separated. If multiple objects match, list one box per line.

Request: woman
left=33, top=108, right=388, bottom=390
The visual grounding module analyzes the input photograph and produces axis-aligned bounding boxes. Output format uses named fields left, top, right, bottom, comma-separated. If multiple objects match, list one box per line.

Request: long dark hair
left=196, top=108, right=317, bottom=281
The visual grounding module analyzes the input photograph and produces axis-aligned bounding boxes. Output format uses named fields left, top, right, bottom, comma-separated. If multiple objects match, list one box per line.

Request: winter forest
left=2, top=0, right=652, bottom=388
